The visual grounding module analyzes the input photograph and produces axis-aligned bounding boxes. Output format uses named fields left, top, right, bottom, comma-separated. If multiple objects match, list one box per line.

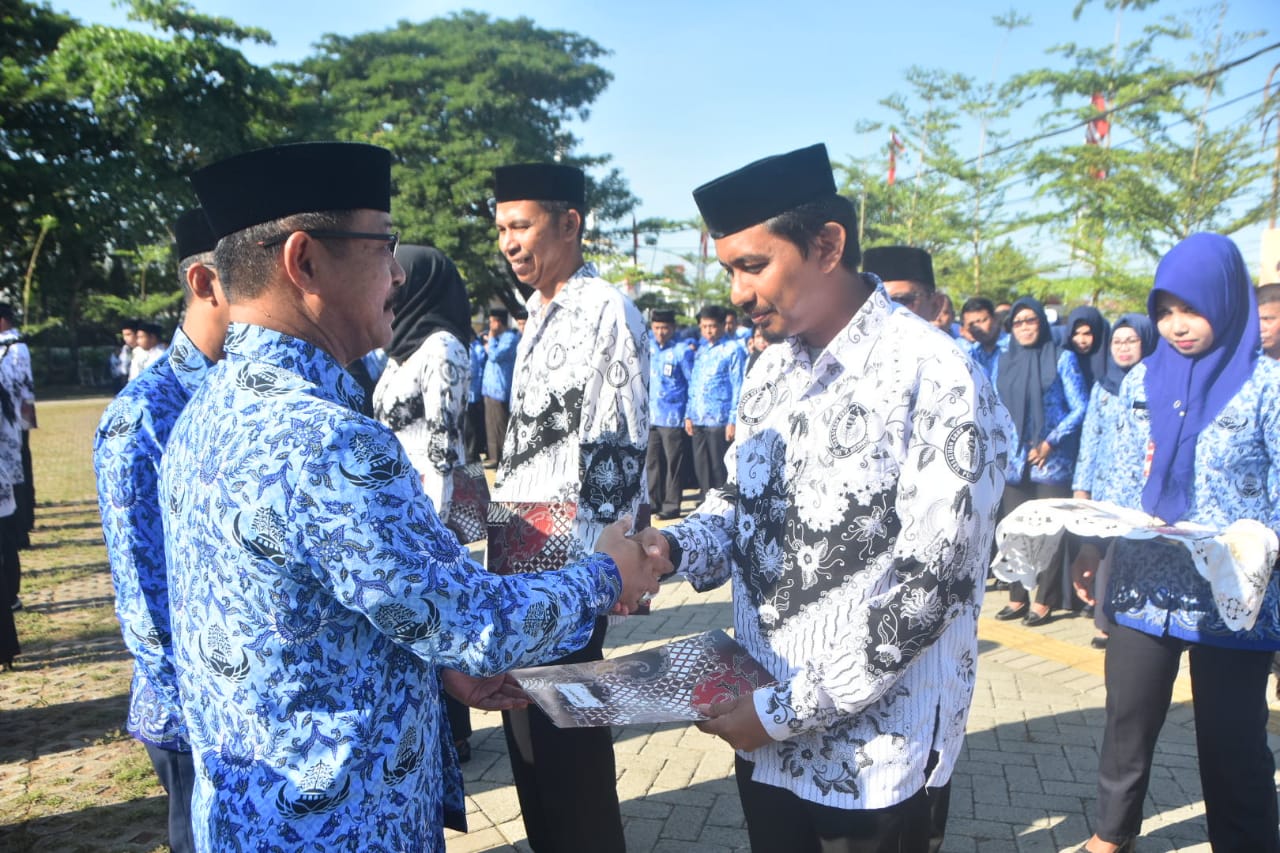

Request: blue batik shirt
left=95, top=329, right=212, bottom=752
left=160, top=323, right=623, bottom=852
left=687, top=337, right=746, bottom=427
left=482, top=329, right=518, bottom=402
left=1008, top=350, right=1089, bottom=486
left=1072, top=382, right=1126, bottom=501
left=966, top=337, right=1007, bottom=384
left=1104, top=359, right=1280, bottom=650
left=649, top=336, right=694, bottom=429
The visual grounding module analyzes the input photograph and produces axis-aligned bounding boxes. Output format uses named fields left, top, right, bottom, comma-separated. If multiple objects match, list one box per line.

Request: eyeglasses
left=1011, top=317, right=1039, bottom=328
left=890, top=291, right=918, bottom=307
left=1111, top=336, right=1142, bottom=347
left=257, top=229, right=400, bottom=254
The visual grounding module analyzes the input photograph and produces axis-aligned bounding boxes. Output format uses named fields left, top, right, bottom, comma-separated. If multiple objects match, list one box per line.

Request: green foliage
left=285, top=11, right=636, bottom=303
left=0, top=0, right=289, bottom=363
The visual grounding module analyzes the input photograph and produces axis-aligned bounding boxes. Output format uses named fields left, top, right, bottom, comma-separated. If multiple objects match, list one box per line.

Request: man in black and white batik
left=488, top=162, right=649, bottom=853
left=643, top=143, right=1014, bottom=853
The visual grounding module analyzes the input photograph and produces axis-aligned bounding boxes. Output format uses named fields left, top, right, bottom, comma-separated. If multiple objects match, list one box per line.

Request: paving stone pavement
left=8, top=488, right=1278, bottom=852
left=447, top=526, right=1280, bottom=853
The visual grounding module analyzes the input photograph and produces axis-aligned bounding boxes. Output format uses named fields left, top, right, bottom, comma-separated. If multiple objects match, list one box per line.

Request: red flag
left=1085, top=92, right=1110, bottom=145
left=888, top=130, right=904, bottom=186
left=1085, top=93, right=1109, bottom=179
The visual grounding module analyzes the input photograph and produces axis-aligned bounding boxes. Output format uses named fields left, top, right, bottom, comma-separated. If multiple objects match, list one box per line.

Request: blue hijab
left=1142, top=233, right=1259, bottom=522
left=1098, top=313, right=1157, bottom=395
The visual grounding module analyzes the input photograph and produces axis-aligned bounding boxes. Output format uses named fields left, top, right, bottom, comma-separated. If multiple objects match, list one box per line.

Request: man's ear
left=186, top=263, right=219, bottom=304
left=812, top=222, right=846, bottom=274
left=280, top=231, right=323, bottom=295
left=561, top=208, right=583, bottom=241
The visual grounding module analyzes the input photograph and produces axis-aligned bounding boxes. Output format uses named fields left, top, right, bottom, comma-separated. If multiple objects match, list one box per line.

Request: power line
left=891, top=39, right=1280, bottom=188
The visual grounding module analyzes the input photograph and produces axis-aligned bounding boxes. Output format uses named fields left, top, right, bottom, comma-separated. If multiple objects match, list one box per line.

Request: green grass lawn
left=2, top=395, right=172, bottom=853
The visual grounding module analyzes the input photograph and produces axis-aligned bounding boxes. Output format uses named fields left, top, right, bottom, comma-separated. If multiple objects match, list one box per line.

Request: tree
left=1, top=0, right=288, bottom=357
left=1011, top=1, right=1267, bottom=306
left=286, top=12, right=636, bottom=306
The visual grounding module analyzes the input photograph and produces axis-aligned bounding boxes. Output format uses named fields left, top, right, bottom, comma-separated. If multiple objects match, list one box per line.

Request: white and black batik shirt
left=492, top=263, right=649, bottom=554
left=667, top=282, right=1015, bottom=810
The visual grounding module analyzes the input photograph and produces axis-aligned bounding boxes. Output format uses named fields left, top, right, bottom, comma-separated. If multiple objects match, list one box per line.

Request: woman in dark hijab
left=1073, top=233, right=1280, bottom=853
left=994, top=297, right=1090, bottom=625
left=1065, top=305, right=1111, bottom=391
left=372, top=244, right=488, bottom=763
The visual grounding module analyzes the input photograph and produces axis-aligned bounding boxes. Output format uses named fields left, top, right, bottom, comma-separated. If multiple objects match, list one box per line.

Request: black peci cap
left=493, top=163, right=585, bottom=207
left=861, top=245, right=935, bottom=290
left=692, top=143, right=837, bottom=238
left=174, top=208, right=217, bottom=260
left=190, top=142, right=392, bottom=239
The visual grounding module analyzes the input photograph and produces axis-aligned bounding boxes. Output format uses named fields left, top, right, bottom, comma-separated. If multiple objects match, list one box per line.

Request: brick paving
left=444, top=515, right=1280, bottom=853
left=5, top=488, right=1278, bottom=851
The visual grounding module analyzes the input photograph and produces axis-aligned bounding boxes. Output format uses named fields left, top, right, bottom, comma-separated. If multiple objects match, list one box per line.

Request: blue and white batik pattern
left=1105, top=358, right=1280, bottom=650
left=666, top=283, right=1014, bottom=810
left=1009, top=350, right=1089, bottom=486
left=95, top=329, right=211, bottom=751
left=649, top=336, right=695, bottom=429
left=1072, top=383, right=1126, bottom=501
left=686, top=337, right=746, bottom=428
left=160, top=322, right=623, bottom=852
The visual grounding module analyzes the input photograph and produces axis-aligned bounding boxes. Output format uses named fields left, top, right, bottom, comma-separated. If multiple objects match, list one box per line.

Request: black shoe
left=994, top=604, right=1026, bottom=621
left=1023, top=609, right=1052, bottom=627
left=1091, top=635, right=1108, bottom=650
left=454, top=738, right=471, bottom=764
left=655, top=510, right=680, bottom=521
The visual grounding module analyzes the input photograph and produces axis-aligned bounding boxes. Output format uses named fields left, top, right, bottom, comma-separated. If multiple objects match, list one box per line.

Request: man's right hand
left=595, top=517, right=670, bottom=614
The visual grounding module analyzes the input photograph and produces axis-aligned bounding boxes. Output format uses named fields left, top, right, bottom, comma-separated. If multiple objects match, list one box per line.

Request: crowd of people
left=77, top=136, right=1279, bottom=853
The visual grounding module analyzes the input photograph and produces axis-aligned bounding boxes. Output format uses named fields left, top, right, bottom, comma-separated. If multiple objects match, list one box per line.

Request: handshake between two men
left=442, top=515, right=673, bottom=713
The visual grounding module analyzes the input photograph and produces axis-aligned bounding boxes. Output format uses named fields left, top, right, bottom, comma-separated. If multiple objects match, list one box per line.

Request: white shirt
left=667, top=282, right=1014, bottom=809
left=490, top=263, right=648, bottom=569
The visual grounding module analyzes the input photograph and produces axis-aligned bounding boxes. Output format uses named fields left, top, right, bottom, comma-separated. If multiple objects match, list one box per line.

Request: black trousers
left=483, top=396, right=509, bottom=465
left=464, top=400, right=486, bottom=464
left=1002, top=478, right=1069, bottom=608
left=145, top=743, right=197, bottom=853
left=15, top=431, right=32, bottom=547
left=690, top=425, right=730, bottom=493
left=501, top=617, right=624, bottom=853
left=645, top=427, right=686, bottom=515
left=444, top=693, right=472, bottom=742
left=0, top=514, right=20, bottom=610
left=735, top=756, right=950, bottom=853
left=1095, top=623, right=1280, bottom=851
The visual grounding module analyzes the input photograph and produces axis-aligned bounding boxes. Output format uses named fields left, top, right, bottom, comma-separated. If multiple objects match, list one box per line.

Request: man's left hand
left=441, top=669, right=531, bottom=711
left=725, top=423, right=735, bottom=442
left=694, top=693, right=771, bottom=751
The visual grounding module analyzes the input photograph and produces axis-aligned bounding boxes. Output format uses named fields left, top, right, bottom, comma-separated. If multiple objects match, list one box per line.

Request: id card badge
left=663, top=362, right=674, bottom=378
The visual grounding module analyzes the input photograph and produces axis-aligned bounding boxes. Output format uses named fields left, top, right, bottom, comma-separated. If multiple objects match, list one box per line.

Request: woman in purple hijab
left=1074, top=233, right=1280, bottom=853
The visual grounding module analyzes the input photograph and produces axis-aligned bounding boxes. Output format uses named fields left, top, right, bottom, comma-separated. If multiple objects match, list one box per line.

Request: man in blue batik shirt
left=646, top=308, right=694, bottom=520
left=165, top=142, right=666, bottom=853
left=482, top=306, right=518, bottom=467
left=94, top=208, right=230, bottom=853
left=686, top=304, right=745, bottom=494
left=959, top=296, right=1008, bottom=385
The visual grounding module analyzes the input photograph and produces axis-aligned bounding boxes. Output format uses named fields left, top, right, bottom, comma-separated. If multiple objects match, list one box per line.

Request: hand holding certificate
left=511, top=630, right=776, bottom=728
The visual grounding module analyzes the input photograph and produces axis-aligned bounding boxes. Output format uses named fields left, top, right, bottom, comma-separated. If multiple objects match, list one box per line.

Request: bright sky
left=61, top=0, right=1277, bottom=277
